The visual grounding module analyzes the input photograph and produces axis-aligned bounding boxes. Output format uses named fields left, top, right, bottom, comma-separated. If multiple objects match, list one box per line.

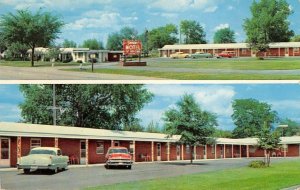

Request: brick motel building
left=159, top=42, right=300, bottom=58
left=0, top=122, right=300, bottom=168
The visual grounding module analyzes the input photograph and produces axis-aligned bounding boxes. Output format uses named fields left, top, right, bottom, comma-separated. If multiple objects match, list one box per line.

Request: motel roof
left=0, top=122, right=180, bottom=142
left=160, top=42, right=300, bottom=50
left=216, top=136, right=300, bottom=145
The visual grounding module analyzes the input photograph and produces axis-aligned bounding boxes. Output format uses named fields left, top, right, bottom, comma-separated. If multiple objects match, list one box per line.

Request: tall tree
left=258, top=123, right=281, bottom=167
left=145, top=120, right=162, bottom=133
left=291, top=35, right=300, bottom=42
left=213, top=129, right=233, bottom=138
left=163, top=94, right=217, bottom=164
left=0, top=9, right=64, bottom=66
left=231, top=99, right=278, bottom=138
left=148, top=24, right=178, bottom=50
left=213, top=28, right=236, bottom=44
left=0, top=34, right=7, bottom=58
left=243, top=0, right=294, bottom=55
left=5, top=42, right=29, bottom=61
left=180, top=20, right=206, bottom=44
left=106, top=27, right=138, bottom=50
left=81, top=39, right=104, bottom=50
left=276, top=118, right=300, bottom=136
left=19, top=84, right=153, bottom=130
left=62, top=39, right=77, bottom=48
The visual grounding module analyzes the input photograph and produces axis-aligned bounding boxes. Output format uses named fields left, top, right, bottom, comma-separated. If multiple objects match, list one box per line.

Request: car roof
left=31, top=147, right=59, bottom=151
left=108, top=146, right=127, bottom=149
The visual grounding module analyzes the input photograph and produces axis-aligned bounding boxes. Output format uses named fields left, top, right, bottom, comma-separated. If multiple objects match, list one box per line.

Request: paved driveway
left=0, top=158, right=297, bottom=190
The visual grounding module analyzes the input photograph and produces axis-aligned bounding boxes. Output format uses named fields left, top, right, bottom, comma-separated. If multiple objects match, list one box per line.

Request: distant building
left=159, top=42, right=300, bottom=58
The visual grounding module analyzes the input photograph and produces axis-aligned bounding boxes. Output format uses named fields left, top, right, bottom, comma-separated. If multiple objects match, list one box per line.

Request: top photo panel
left=0, top=0, right=300, bottom=80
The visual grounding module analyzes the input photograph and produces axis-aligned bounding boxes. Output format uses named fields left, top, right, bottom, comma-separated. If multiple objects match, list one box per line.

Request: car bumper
left=106, top=160, right=133, bottom=166
left=17, top=164, right=57, bottom=170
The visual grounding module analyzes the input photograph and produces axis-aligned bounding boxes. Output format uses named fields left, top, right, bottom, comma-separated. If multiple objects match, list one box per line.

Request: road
left=0, top=158, right=297, bottom=190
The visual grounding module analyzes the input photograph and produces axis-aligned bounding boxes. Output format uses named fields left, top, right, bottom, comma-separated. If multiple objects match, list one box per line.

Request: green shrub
left=256, top=57, right=264, bottom=60
left=248, top=160, right=266, bottom=168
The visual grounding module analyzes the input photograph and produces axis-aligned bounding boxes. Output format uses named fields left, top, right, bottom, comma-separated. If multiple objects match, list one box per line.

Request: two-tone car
left=170, top=52, right=189, bottom=59
left=189, top=52, right=213, bottom=59
left=216, top=51, right=236, bottom=58
left=105, top=147, right=133, bottom=169
left=17, top=147, right=69, bottom=174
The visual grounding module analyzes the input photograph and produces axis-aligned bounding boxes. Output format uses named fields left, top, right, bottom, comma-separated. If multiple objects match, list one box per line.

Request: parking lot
left=0, top=158, right=298, bottom=190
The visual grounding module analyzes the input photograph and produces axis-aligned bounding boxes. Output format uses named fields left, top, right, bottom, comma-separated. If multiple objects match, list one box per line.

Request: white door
left=80, top=141, right=86, bottom=165
left=176, top=145, right=180, bottom=160
left=0, top=138, right=10, bottom=167
left=157, top=143, right=161, bottom=161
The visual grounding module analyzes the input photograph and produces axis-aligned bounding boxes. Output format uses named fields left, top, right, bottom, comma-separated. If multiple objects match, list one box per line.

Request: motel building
left=159, top=42, right=300, bottom=58
left=0, top=122, right=300, bottom=168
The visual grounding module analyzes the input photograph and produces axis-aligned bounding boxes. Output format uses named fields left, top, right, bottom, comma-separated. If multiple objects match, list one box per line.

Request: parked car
left=216, top=51, right=236, bottom=58
left=189, top=52, right=213, bottom=59
left=105, top=147, right=133, bottom=169
left=170, top=52, right=189, bottom=59
left=17, top=147, right=69, bottom=174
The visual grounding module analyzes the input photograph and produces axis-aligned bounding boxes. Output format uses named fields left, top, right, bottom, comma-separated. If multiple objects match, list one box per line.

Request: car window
left=108, top=148, right=128, bottom=154
left=30, top=149, right=56, bottom=155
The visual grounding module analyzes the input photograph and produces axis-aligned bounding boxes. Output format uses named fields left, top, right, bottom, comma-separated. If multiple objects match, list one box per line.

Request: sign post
left=122, top=40, right=146, bottom=66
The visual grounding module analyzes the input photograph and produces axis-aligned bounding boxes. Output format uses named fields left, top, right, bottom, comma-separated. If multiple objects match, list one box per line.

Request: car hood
left=19, top=154, right=52, bottom=165
left=108, top=153, right=131, bottom=160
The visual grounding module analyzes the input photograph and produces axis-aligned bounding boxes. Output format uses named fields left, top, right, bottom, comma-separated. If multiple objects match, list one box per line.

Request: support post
left=86, top=139, right=89, bottom=165
left=232, top=144, right=234, bottom=158
left=17, top=136, right=22, bottom=163
left=55, top=137, right=58, bottom=148
left=151, top=141, right=154, bottom=162
left=205, top=144, right=207, bottom=159
left=240, top=145, right=242, bottom=158
left=181, top=144, right=184, bottom=160
left=167, top=142, right=170, bottom=161
left=194, top=145, right=197, bottom=160
left=247, top=145, right=249, bottom=158
left=284, top=144, right=287, bottom=157
left=224, top=144, right=226, bottom=159
left=111, top=140, right=114, bottom=147
left=214, top=144, right=217, bottom=159
left=133, top=141, right=136, bottom=162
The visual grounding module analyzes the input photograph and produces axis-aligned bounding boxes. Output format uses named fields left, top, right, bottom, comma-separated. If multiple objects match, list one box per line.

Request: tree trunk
left=31, top=46, right=35, bottom=67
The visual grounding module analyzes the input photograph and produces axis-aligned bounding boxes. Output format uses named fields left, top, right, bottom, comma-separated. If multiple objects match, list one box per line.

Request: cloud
left=137, top=108, right=165, bottom=127
left=214, top=23, right=230, bottom=31
left=204, top=6, right=218, bottom=13
left=227, top=5, right=234, bottom=10
left=0, top=103, right=21, bottom=122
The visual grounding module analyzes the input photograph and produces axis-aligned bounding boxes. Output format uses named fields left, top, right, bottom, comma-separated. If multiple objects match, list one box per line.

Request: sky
left=1, top=84, right=300, bottom=131
left=0, top=0, right=299, bottom=46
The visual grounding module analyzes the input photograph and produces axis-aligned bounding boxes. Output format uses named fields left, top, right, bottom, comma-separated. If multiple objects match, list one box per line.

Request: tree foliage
left=145, top=120, right=162, bottom=133
left=291, top=35, right=300, bottom=42
left=44, top=47, right=61, bottom=62
left=231, top=99, right=278, bottom=138
left=163, top=94, right=217, bottom=163
left=5, top=42, right=29, bottom=61
left=258, top=123, right=281, bottom=167
left=148, top=24, right=178, bottom=50
left=180, top=20, right=206, bottom=44
left=62, top=39, right=77, bottom=48
left=81, top=39, right=104, bottom=50
left=106, top=27, right=138, bottom=50
left=213, top=129, right=233, bottom=138
left=213, top=28, right=236, bottom=44
left=19, top=84, right=153, bottom=130
left=243, top=0, right=294, bottom=53
left=276, top=118, right=300, bottom=136
left=0, top=9, right=64, bottom=66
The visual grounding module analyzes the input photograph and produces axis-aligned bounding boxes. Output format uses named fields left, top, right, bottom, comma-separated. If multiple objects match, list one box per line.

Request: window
left=1, top=139, right=9, bottom=159
left=294, top=48, right=299, bottom=53
left=114, top=141, right=120, bottom=147
left=186, top=145, right=190, bottom=154
left=57, top=149, right=62, bottom=156
left=129, top=141, right=134, bottom=153
left=211, top=145, right=215, bottom=154
left=96, top=141, right=104, bottom=154
left=78, top=52, right=83, bottom=58
left=242, top=49, right=247, bottom=54
left=31, top=138, right=41, bottom=149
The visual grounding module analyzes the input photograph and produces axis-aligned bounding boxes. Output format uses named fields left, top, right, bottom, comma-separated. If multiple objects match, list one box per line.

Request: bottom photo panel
left=0, top=83, right=300, bottom=190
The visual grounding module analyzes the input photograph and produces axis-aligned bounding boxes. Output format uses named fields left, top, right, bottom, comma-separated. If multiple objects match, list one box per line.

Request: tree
left=123, top=118, right=144, bottom=132
left=106, top=27, right=138, bottom=50
left=276, top=118, right=300, bottom=136
left=213, top=28, right=236, bottom=44
left=44, top=47, right=61, bottom=62
left=258, top=123, right=281, bottom=167
left=0, top=9, right=64, bottom=66
left=81, top=39, right=104, bottom=50
left=243, top=0, right=294, bottom=55
left=180, top=20, right=206, bottom=44
left=145, top=121, right=162, bottom=133
left=19, top=84, right=153, bottom=130
left=213, top=129, right=233, bottom=138
left=148, top=24, right=178, bottom=50
left=291, top=35, right=300, bottom=42
left=163, top=94, right=217, bottom=164
left=5, top=42, right=29, bottom=61
left=0, top=34, right=7, bottom=58
left=231, top=99, right=278, bottom=138
left=62, top=39, right=77, bottom=48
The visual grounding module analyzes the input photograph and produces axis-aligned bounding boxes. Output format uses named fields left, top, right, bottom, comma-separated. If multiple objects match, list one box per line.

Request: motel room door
left=157, top=143, right=161, bottom=161
left=285, top=48, right=289, bottom=57
left=80, top=140, right=86, bottom=165
left=176, top=145, right=180, bottom=160
left=0, top=138, right=10, bottom=167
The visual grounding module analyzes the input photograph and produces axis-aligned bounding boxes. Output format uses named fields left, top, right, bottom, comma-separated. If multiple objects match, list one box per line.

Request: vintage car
left=105, top=146, right=133, bottom=169
left=216, top=51, right=236, bottom=58
left=17, top=147, right=68, bottom=174
left=170, top=52, right=189, bottom=59
left=189, top=52, right=213, bottom=59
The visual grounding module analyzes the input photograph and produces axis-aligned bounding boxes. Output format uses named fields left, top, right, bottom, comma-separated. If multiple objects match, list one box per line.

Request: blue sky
left=1, top=84, right=300, bottom=130
left=0, top=0, right=299, bottom=45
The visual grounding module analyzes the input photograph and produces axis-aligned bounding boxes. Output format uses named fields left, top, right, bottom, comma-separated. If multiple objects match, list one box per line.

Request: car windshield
left=30, top=149, right=56, bottom=155
left=108, top=148, right=128, bottom=154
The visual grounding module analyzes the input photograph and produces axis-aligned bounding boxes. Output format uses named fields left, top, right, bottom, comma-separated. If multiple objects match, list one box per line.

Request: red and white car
left=216, top=51, right=236, bottom=58
left=105, top=147, right=133, bottom=169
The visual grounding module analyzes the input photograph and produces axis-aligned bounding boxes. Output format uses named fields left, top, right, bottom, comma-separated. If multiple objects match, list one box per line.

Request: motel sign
left=123, top=40, right=142, bottom=56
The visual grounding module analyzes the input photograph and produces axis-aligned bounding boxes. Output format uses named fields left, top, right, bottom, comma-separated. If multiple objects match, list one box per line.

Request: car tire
left=127, top=165, right=132, bottom=170
left=23, top=169, right=30, bottom=174
left=51, top=167, right=58, bottom=174
left=105, top=165, right=110, bottom=169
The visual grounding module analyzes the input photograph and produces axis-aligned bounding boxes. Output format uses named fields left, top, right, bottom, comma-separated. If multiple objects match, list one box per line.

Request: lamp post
left=278, top=124, right=288, bottom=137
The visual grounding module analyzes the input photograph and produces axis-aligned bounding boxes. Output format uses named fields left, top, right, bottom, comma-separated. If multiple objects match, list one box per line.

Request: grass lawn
left=86, top=160, right=300, bottom=190
left=67, top=68, right=300, bottom=80
left=0, top=60, right=90, bottom=67
left=147, top=58, right=300, bottom=70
